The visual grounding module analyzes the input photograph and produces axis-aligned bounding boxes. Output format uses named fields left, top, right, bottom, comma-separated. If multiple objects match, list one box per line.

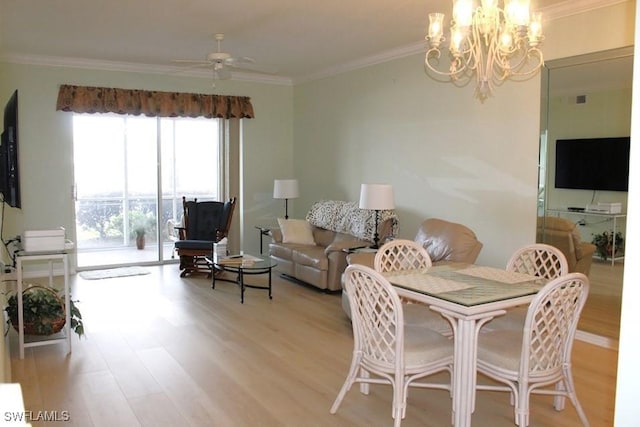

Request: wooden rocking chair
left=174, top=196, right=236, bottom=277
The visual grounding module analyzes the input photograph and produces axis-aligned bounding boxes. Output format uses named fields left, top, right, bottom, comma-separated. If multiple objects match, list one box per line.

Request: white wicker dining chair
left=507, top=243, right=569, bottom=279
left=487, top=243, right=569, bottom=332
left=476, top=272, right=590, bottom=427
left=330, top=264, right=453, bottom=427
left=374, top=239, right=453, bottom=335
left=374, top=239, right=433, bottom=272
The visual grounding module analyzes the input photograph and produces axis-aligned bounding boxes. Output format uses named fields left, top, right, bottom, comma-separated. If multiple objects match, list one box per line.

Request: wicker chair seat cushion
left=404, top=325, right=454, bottom=366
left=478, top=330, right=524, bottom=372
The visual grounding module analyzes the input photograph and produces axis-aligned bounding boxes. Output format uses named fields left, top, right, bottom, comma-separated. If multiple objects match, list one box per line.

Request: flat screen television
left=0, top=90, right=21, bottom=208
left=555, top=137, right=630, bottom=192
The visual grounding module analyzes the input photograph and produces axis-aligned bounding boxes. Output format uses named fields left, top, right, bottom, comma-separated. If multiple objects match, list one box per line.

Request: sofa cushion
left=269, top=242, right=295, bottom=260
left=572, top=227, right=585, bottom=259
left=293, top=246, right=329, bottom=270
left=540, top=216, right=575, bottom=232
left=277, top=218, right=316, bottom=245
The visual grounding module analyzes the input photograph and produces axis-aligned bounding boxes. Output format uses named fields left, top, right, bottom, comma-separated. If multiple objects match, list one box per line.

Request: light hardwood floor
left=9, top=266, right=617, bottom=426
left=578, top=259, right=623, bottom=340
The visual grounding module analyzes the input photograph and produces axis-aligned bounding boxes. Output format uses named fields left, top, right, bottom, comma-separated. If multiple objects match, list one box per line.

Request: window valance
left=55, top=84, right=255, bottom=119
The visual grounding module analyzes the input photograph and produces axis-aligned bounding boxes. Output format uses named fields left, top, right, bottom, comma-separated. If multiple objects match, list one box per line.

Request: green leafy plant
left=591, top=230, right=624, bottom=261
left=4, top=285, right=84, bottom=338
left=133, top=225, right=146, bottom=237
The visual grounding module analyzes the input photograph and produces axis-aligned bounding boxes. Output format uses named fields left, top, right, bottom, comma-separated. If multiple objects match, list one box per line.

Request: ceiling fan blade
left=225, top=60, right=278, bottom=74
left=225, top=56, right=256, bottom=66
left=171, top=59, right=213, bottom=65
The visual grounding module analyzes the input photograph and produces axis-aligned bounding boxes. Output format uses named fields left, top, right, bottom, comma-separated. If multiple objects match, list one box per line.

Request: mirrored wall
left=539, top=46, right=633, bottom=342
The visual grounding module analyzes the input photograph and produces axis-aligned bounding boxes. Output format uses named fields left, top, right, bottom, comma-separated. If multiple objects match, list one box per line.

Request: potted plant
left=134, top=225, right=146, bottom=249
left=4, top=285, right=84, bottom=338
left=591, top=230, right=624, bottom=261
left=129, top=210, right=154, bottom=250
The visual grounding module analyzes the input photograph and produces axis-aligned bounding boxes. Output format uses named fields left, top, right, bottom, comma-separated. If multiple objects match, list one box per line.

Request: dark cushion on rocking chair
left=174, top=239, right=215, bottom=251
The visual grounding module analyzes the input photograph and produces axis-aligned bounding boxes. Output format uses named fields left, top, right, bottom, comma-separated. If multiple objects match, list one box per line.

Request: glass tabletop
left=210, top=253, right=277, bottom=270
left=384, top=264, right=546, bottom=307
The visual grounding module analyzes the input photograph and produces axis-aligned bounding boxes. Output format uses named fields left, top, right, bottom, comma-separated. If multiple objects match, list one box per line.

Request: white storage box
left=22, top=228, right=66, bottom=252
left=585, top=204, right=609, bottom=213
left=598, top=202, right=622, bottom=214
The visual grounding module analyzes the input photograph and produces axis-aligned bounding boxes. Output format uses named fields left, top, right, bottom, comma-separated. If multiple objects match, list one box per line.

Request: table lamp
left=359, top=183, right=395, bottom=249
left=273, top=179, right=299, bottom=219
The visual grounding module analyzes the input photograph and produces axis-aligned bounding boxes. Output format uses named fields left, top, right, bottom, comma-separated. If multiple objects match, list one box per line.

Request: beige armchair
left=347, top=217, right=483, bottom=268
left=536, top=216, right=596, bottom=276
left=344, top=218, right=483, bottom=316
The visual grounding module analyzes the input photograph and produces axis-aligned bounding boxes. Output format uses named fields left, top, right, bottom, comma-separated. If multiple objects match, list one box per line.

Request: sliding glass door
left=73, top=114, right=220, bottom=269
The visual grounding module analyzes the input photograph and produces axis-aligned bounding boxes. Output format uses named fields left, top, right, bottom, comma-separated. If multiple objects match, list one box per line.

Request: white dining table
left=383, top=263, right=547, bottom=427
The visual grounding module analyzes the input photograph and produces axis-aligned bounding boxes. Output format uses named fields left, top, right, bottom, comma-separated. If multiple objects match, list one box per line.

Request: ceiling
left=0, top=0, right=624, bottom=85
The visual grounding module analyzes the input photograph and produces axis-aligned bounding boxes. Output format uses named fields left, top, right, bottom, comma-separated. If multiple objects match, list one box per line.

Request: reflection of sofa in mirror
left=536, top=216, right=596, bottom=276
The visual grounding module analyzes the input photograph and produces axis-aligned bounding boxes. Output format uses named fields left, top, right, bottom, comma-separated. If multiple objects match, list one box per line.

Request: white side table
left=15, top=251, right=70, bottom=359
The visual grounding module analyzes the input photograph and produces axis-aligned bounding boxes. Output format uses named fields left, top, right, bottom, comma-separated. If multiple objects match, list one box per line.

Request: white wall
left=294, top=55, right=541, bottom=268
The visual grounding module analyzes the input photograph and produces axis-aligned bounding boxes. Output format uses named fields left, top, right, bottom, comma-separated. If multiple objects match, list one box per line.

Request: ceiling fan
left=172, top=33, right=261, bottom=85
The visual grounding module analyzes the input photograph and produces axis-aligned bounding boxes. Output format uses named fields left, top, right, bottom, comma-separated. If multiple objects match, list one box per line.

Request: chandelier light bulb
left=506, top=0, right=531, bottom=26
left=450, top=27, right=465, bottom=56
left=428, top=13, right=445, bottom=47
left=453, top=0, right=473, bottom=27
left=529, top=12, right=543, bottom=46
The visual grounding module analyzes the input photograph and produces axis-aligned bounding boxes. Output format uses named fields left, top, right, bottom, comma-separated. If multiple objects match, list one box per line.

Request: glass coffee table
left=207, top=254, right=277, bottom=303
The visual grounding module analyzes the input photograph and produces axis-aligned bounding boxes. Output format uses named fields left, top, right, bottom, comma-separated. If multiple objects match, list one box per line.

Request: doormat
left=79, top=266, right=150, bottom=280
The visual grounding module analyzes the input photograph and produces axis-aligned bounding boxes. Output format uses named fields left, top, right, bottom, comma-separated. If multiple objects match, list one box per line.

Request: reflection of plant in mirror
left=591, top=231, right=624, bottom=261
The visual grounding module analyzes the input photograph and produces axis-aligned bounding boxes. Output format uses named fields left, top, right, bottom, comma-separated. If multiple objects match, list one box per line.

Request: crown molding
left=0, top=53, right=293, bottom=86
left=293, top=0, right=629, bottom=84
left=540, top=0, right=629, bottom=21
left=0, top=0, right=628, bottom=87
left=293, top=41, right=425, bottom=84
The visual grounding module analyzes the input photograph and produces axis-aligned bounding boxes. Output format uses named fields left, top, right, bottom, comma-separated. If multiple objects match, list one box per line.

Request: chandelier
left=425, top=0, right=544, bottom=100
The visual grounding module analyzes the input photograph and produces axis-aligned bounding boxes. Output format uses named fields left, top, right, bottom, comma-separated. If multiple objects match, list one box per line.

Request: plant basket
left=7, top=285, right=66, bottom=336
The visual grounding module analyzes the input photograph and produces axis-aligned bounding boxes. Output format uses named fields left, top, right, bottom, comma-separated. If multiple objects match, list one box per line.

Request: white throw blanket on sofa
left=305, top=200, right=398, bottom=242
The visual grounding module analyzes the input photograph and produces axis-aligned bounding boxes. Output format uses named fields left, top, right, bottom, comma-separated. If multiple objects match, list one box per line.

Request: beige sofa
left=536, top=216, right=596, bottom=275
left=269, top=200, right=398, bottom=291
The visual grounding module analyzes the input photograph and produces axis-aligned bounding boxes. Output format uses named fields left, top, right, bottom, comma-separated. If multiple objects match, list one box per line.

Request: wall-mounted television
left=555, top=137, right=630, bottom=192
left=0, top=90, right=21, bottom=208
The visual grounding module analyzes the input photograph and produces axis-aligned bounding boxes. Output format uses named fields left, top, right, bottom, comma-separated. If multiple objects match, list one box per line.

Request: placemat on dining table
left=385, top=271, right=474, bottom=294
left=456, top=266, right=539, bottom=284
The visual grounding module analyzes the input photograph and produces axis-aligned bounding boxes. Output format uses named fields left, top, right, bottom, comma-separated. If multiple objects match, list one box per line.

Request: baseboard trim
left=576, top=330, right=618, bottom=350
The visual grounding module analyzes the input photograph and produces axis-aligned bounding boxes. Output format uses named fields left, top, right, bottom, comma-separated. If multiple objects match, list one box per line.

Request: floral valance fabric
left=56, top=84, right=254, bottom=119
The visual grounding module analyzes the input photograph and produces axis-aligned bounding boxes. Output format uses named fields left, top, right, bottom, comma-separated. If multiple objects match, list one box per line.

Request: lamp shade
left=359, top=184, right=395, bottom=210
left=273, top=179, right=300, bottom=199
